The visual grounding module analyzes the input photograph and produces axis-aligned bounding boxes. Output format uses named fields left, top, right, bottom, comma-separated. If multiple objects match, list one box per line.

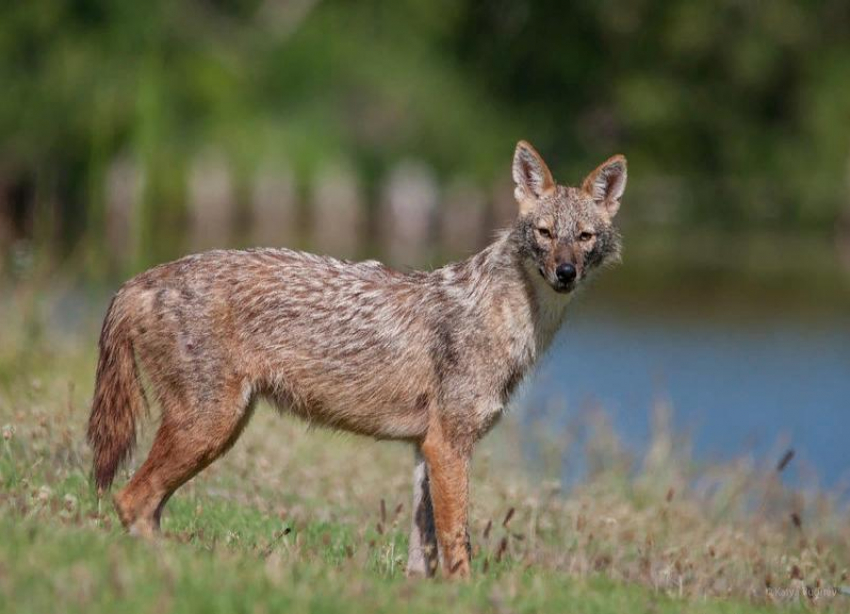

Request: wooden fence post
left=311, top=163, right=363, bottom=258
left=251, top=161, right=298, bottom=248
left=440, top=178, right=486, bottom=257
left=188, top=151, right=235, bottom=251
left=104, top=155, right=144, bottom=269
left=379, top=161, right=438, bottom=264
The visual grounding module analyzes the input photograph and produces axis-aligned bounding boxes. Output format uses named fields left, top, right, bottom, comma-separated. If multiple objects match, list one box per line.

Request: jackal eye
left=578, top=231, right=595, bottom=243
left=536, top=227, right=553, bottom=239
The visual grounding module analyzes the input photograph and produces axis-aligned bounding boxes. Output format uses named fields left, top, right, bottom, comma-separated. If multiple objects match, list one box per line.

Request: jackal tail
left=87, top=292, right=146, bottom=492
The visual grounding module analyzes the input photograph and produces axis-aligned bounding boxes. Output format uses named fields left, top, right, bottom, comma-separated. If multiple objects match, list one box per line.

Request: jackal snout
left=554, top=262, right=577, bottom=287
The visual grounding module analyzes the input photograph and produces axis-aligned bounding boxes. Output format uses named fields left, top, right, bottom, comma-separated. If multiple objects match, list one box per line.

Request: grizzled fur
left=87, top=141, right=627, bottom=578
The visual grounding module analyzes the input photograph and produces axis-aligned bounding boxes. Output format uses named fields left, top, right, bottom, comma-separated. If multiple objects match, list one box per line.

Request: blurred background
left=1, top=1, right=849, bottom=488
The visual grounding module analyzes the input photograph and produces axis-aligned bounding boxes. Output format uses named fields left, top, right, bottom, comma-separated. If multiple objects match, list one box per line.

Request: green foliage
left=1, top=1, right=850, bottom=285
left=455, top=1, right=850, bottom=226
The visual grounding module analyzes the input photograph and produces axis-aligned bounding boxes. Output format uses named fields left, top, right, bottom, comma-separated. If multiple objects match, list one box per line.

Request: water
left=519, top=307, right=850, bottom=489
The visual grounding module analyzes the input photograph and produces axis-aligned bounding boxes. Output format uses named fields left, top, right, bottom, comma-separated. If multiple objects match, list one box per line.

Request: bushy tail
left=87, top=292, right=145, bottom=492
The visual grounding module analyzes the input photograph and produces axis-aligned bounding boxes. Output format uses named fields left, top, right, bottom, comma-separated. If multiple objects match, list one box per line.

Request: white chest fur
left=525, top=265, right=572, bottom=356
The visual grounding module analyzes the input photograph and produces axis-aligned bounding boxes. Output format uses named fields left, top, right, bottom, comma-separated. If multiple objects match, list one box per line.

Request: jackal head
left=511, top=140, right=626, bottom=294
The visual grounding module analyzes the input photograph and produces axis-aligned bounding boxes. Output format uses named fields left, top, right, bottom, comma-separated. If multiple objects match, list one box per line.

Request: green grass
left=0, top=291, right=847, bottom=613
left=0, top=513, right=809, bottom=614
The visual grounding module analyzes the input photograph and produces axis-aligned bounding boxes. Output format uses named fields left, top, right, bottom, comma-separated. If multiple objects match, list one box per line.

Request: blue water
left=520, top=309, right=850, bottom=489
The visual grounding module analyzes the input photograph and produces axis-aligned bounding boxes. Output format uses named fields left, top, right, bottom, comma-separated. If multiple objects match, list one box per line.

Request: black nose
left=555, top=263, right=577, bottom=284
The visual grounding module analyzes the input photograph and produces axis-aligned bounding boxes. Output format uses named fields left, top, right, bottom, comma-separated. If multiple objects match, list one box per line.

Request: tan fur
left=87, top=141, right=627, bottom=577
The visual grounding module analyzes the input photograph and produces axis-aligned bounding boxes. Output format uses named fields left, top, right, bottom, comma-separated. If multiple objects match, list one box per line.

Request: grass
left=0, top=285, right=848, bottom=612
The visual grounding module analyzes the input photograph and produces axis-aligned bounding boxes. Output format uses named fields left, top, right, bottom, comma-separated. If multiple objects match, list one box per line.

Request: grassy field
left=0, top=287, right=848, bottom=613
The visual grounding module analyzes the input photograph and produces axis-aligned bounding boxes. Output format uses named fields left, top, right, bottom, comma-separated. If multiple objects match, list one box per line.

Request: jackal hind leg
left=114, top=379, right=254, bottom=537
left=420, top=423, right=472, bottom=579
left=407, top=447, right=439, bottom=577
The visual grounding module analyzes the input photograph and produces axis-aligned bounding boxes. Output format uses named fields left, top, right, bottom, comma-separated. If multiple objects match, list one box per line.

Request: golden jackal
left=87, top=141, right=627, bottom=578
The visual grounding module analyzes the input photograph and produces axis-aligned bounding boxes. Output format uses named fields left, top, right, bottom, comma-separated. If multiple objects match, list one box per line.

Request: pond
left=519, top=302, right=850, bottom=490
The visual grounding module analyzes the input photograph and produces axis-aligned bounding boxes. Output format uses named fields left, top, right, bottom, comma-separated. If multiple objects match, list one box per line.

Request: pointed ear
left=582, top=155, right=627, bottom=217
left=512, top=140, right=555, bottom=214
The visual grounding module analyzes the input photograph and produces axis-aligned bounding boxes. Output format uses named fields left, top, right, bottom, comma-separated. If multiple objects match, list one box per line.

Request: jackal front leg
left=420, top=424, right=472, bottom=579
left=407, top=447, right=439, bottom=577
